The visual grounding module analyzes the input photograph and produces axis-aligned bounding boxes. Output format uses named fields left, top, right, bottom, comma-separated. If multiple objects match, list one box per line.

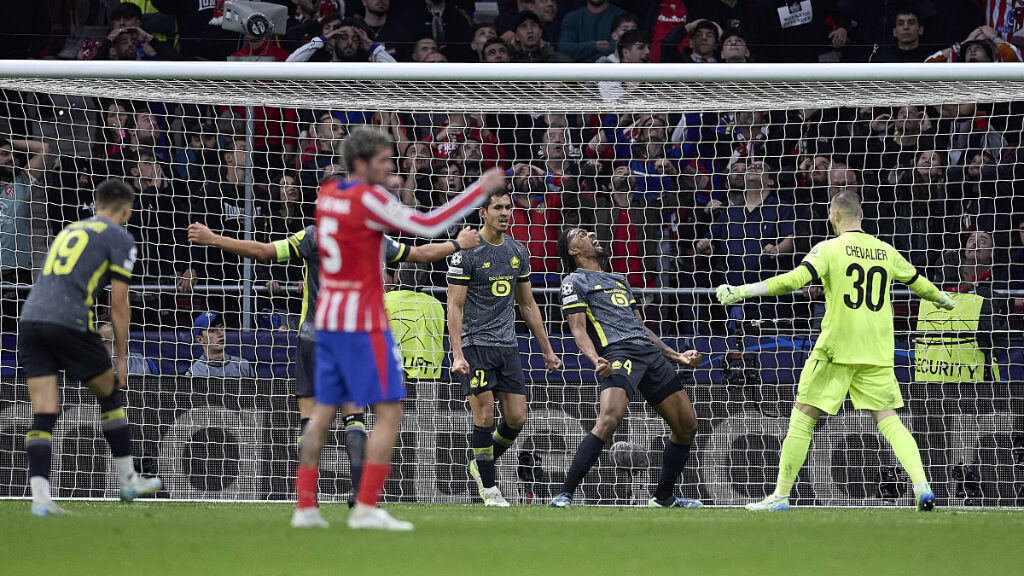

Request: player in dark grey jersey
left=447, top=190, right=561, bottom=507
left=18, top=180, right=162, bottom=515
left=549, top=227, right=703, bottom=509
left=188, top=219, right=479, bottom=503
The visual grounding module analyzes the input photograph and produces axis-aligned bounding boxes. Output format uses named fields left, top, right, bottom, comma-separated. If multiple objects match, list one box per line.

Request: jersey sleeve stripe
left=563, top=302, right=588, bottom=310
left=902, top=272, right=921, bottom=286
left=447, top=276, right=471, bottom=284
left=362, top=181, right=488, bottom=238
left=800, top=261, right=819, bottom=283
left=109, top=264, right=132, bottom=281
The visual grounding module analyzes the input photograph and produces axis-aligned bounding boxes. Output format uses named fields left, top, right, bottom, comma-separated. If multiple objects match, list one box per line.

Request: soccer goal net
left=0, top=61, right=1021, bottom=507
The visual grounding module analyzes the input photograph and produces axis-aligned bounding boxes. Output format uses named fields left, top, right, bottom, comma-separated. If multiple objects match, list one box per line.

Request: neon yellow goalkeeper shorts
left=796, top=359, right=904, bottom=415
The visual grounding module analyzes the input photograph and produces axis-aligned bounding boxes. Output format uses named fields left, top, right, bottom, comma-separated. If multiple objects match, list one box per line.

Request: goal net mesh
left=0, top=71, right=1021, bottom=506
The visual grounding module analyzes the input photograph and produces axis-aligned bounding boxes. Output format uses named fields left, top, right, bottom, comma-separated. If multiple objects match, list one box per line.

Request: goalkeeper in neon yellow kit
left=716, top=191, right=955, bottom=511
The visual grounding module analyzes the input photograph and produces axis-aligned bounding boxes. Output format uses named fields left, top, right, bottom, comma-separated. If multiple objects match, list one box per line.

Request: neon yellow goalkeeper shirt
left=766, top=231, right=940, bottom=367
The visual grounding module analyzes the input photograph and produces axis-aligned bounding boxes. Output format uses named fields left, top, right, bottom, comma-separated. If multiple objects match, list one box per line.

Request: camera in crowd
left=220, top=1, right=288, bottom=37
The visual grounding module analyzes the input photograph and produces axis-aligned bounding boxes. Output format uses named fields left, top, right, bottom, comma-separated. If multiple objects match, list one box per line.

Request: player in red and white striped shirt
left=293, top=127, right=506, bottom=530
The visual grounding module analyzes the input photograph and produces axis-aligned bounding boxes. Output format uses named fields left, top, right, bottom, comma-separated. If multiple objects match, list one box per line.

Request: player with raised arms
left=18, top=179, right=162, bottom=515
left=716, top=191, right=955, bottom=511
left=446, top=190, right=561, bottom=507
left=188, top=205, right=480, bottom=507
left=292, top=127, right=505, bottom=530
left=550, top=228, right=703, bottom=508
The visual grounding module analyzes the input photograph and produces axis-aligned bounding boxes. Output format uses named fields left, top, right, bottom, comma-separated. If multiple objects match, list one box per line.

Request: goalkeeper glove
left=936, top=291, right=956, bottom=311
left=716, top=284, right=751, bottom=305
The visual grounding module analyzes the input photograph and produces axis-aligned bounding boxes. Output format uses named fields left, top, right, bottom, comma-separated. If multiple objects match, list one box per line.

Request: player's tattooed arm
left=638, top=311, right=702, bottom=367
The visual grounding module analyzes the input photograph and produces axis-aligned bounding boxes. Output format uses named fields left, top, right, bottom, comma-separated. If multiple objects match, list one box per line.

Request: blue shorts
left=314, top=330, right=405, bottom=407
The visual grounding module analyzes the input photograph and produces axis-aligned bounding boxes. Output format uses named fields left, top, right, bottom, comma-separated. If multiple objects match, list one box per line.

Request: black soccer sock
left=343, top=413, right=367, bottom=494
left=492, top=421, right=521, bottom=461
left=560, top=433, right=605, bottom=496
left=298, top=418, right=310, bottom=447
left=472, top=425, right=496, bottom=488
left=654, top=440, right=692, bottom=501
left=98, top=389, right=131, bottom=459
left=26, top=413, right=58, bottom=480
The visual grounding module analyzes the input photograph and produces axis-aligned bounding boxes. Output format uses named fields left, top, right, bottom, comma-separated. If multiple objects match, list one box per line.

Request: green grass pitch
left=2, top=501, right=1020, bottom=576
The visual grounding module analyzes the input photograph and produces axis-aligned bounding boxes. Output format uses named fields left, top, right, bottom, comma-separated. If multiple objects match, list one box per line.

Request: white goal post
left=0, top=61, right=1021, bottom=507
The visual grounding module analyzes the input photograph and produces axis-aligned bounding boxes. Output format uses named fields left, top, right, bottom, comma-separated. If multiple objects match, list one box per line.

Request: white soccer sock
left=30, top=476, right=52, bottom=504
left=114, top=456, right=136, bottom=484
left=913, top=481, right=930, bottom=496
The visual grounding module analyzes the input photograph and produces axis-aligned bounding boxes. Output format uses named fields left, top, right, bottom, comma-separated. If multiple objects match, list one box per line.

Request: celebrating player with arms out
left=188, top=216, right=480, bottom=507
left=18, top=179, right=162, bottom=515
left=716, top=191, right=955, bottom=511
left=446, top=190, right=561, bottom=507
left=550, top=228, right=703, bottom=509
left=292, top=127, right=504, bottom=530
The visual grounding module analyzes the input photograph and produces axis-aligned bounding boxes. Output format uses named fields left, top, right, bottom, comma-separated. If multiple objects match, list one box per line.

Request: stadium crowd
left=1, top=0, right=1024, bottom=375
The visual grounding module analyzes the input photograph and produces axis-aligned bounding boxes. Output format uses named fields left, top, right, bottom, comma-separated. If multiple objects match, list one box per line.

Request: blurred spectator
left=687, top=0, right=752, bottom=32
left=596, top=12, right=640, bottom=63
left=0, top=138, right=48, bottom=294
left=288, top=14, right=397, bottom=62
left=423, top=113, right=508, bottom=169
left=399, top=0, right=475, bottom=62
left=532, top=0, right=562, bottom=47
left=399, top=140, right=436, bottom=206
left=185, top=312, right=253, bottom=377
left=96, top=314, right=158, bottom=375
left=124, top=149, right=187, bottom=290
left=649, top=0, right=688, bottom=63
left=934, top=230, right=1012, bottom=370
left=946, top=149, right=1015, bottom=254
left=257, top=172, right=310, bottom=320
left=299, top=110, right=346, bottom=187
left=695, top=159, right=795, bottom=286
left=933, top=102, right=1007, bottom=166
left=356, top=0, right=411, bottom=60
left=750, top=0, right=850, bottom=62
left=91, top=101, right=132, bottom=161
left=229, top=29, right=291, bottom=61
left=927, top=25, right=1022, bottom=61
left=507, top=159, right=563, bottom=281
left=719, top=27, right=752, bottom=62
left=1010, top=216, right=1024, bottom=316
left=105, top=105, right=172, bottom=178
left=512, top=10, right=573, bottom=63
left=662, top=18, right=721, bottom=63
left=427, top=161, right=466, bottom=207
left=282, top=0, right=342, bottom=51
left=215, top=101, right=300, bottom=176
left=481, top=37, right=512, bottom=62
left=861, top=105, right=938, bottom=179
left=453, top=136, right=485, bottom=179
left=470, top=24, right=498, bottom=60
left=150, top=0, right=240, bottom=61
left=80, top=3, right=178, bottom=61
left=559, top=0, right=625, bottom=62
left=713, top=110, right=786, bottom=168
left=622, top=115, right=683, bottom=283
left=411, top=37, right=440, bottom=61
left=870, top=8, right=934, bottom=63
left=598, top=29, right=650, bottom=101
left=0, top=0, right=50, bottom=59
left=989, top=0, right=1024, bottom=47
left=178, top=147, right=268, bottom=318
left=172, top=117, right=220, bottom=181
left=882, top=149, right=960, bottom=270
